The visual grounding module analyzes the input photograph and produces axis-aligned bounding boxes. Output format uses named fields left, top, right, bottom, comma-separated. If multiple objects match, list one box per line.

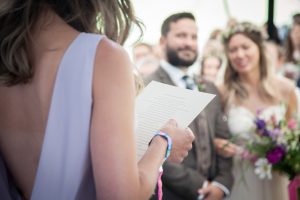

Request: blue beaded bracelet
left=153, top=131, right=172, bottom=161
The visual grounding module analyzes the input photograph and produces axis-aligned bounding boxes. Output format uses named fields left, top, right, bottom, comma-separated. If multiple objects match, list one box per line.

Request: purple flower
left=268, top=128, right=281, bottom=140
left=266, top=146, right=286, bottom=164
left=255, top=119, right=266, bottom=130
left=263, top=129, right=271, bottom=137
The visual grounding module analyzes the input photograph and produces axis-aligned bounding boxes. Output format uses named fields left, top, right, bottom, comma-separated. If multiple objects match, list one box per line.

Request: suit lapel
left=156, top=66, right=176, bottom=86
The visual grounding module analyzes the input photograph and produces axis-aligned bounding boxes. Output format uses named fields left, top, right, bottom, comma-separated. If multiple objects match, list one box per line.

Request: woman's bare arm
left=90, top=38, right=193, bottom=199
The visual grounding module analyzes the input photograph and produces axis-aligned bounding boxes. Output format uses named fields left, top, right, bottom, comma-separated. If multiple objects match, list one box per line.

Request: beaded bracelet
left=152, top=131, right=172, bottom=161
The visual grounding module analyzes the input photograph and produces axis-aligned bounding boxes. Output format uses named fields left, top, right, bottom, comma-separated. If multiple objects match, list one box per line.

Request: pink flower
left=241, top=150, right=258, bottom=163
left=287, top=118, right=297, bottom=130
left=241, top=150, right=250, bottom=159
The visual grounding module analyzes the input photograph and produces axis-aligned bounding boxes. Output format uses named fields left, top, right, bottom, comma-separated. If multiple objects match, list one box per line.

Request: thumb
left=185, top=127, right=195, bottom=141
left=164, top=119, right=178, bottom=128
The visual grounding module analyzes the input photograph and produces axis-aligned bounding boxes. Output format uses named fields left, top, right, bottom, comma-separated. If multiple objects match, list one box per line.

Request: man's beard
left=166, top=45, right=198, bottom=68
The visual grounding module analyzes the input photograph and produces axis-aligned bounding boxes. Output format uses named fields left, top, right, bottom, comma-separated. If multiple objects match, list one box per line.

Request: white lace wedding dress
left=227, top=105, right=289, bottom=200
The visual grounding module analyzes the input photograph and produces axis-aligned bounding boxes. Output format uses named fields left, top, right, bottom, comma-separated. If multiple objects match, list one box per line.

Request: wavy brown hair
left=0, top=0, right=141, bottom=86
left=222, top=22, right=277, bottom=108
left=285, top=21, right=300, bottom=64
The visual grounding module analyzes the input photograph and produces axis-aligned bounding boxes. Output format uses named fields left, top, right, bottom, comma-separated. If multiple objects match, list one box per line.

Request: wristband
left=153, top=131, right=172, bottom=161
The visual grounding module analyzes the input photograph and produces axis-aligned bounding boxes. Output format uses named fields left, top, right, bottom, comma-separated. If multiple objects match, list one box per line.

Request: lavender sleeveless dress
left=31, top=33, right=103, bottom=200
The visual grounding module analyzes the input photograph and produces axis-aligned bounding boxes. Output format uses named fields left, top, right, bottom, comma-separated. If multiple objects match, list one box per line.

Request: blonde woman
left=215, top=22, right=298, bottom=200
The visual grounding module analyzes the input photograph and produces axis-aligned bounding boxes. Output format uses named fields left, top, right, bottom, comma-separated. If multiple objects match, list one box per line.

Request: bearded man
left=145, top=12, right=233, bottom=200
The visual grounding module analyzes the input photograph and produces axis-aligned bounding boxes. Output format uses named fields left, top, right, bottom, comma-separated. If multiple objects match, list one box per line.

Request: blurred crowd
left=132, top=13, right=300, bottom=92
left=132, top=12, right=300, bottom=200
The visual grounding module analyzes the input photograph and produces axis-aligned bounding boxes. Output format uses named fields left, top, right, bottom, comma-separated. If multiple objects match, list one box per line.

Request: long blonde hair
left=222, top=22, right=277, bottom=108
left=0, top=0, right=142, bottom=86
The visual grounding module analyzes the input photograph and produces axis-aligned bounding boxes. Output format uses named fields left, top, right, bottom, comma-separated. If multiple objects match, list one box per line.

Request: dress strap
left=31, top=33, right=103, bottom=200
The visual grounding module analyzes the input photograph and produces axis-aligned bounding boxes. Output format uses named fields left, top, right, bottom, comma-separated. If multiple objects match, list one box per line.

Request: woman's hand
left=214, top=138, right=239, bottom=158
left=160, top=119, right=194, bottom=163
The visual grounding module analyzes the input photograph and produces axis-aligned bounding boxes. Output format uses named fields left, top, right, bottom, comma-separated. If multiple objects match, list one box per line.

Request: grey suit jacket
left=145, top=67, right=233, bottom=200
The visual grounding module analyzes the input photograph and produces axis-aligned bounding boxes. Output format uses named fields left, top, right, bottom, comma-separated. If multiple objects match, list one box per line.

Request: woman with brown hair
left=0, top=1, right=194, bottom=199
left=284, top=15, right=300, bottom=85
left=285, top=14, right=300, bottom=68
left=215, top=22, right=297, bottom=200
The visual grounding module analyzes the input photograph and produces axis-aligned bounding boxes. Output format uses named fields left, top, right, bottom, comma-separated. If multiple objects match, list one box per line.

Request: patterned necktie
left=182, top=75, right=194, bottom=90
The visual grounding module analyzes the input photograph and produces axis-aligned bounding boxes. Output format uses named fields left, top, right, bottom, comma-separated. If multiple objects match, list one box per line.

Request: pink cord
left=157, top=167, right=163, bottom=200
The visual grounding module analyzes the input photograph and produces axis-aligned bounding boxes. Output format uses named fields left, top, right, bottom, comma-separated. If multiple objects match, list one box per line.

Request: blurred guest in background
left=283, top=13, right=300, bottom=85
left=265, top=40, right=285, bottom=73
left=132, top=42, right=159, bottom=77
left=132, top=42, right=154, bottom=63
left=199, top=54, right=223, bottom=82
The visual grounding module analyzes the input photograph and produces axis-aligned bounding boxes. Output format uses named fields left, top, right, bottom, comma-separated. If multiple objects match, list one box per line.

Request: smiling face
left=161, top=18, right=198, bottom=68
left=227, top=33, right=260, bottom=75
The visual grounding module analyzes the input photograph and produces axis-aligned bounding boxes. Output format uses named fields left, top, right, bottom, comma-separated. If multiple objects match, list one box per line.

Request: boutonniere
left=196, top=78, right=206, bottom=91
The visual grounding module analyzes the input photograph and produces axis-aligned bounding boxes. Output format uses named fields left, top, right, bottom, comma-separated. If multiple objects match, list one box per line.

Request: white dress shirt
left=160, top=60, right=197, bottom=90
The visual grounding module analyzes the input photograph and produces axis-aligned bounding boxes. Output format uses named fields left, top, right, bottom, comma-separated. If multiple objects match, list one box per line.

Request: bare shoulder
left=92, top=37, right=133, bottom=88
left=273, top=76, right=299, bottom=118
left=275, top=75, right=295, bottom=87
left=95, top=37, right=131, bottom=72
left=96, top=37, right=128, bottom=58
left=274, top=76, right=296, bottom=98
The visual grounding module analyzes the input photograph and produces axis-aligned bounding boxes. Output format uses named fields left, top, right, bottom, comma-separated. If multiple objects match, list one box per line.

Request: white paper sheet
left=135, top=81, right=215, bottom=160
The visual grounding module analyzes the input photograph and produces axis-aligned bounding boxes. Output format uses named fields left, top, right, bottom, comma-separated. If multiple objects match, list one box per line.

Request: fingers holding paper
left=160, top=119, right=194, bottom=163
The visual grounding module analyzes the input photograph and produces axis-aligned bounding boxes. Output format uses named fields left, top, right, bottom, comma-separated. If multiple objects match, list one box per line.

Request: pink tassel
left=157, top=167, right=163, bottom=200
left=288, top=175, right=300, bottom=200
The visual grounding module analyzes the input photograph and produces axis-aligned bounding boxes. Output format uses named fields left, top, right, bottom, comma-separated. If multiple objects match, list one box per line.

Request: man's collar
left=160, top=60, right=186, bottom=86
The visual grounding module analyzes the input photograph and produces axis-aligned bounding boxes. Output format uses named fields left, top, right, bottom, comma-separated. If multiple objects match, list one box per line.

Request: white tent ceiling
left=125, top=0, right=300, bottom=52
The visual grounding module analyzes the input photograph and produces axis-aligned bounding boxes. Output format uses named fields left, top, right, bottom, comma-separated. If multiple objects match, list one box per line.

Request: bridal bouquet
left=243, top=112, right=300, bottom=200
left=244, top=114, right=300, bottom=179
